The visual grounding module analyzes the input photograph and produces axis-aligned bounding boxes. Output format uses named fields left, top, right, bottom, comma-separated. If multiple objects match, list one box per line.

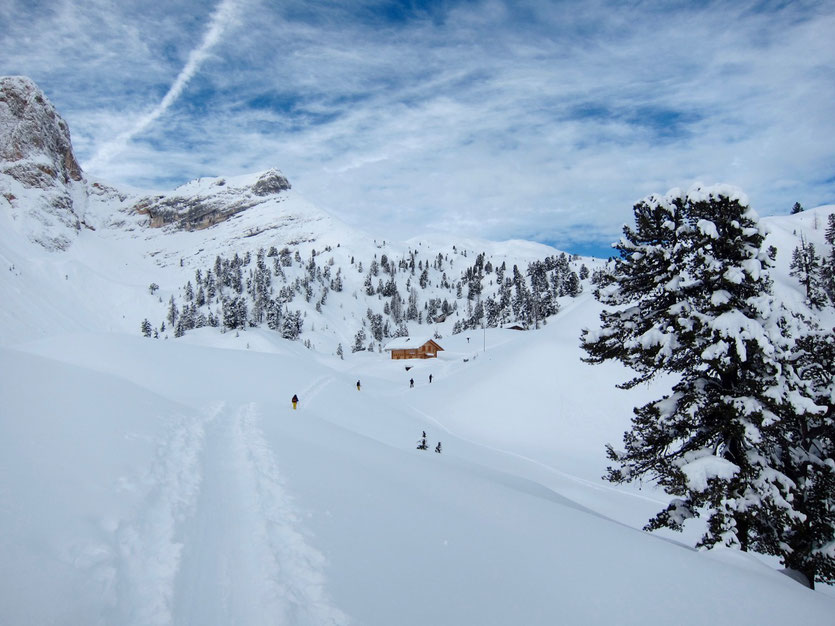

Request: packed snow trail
left=173, top=402, right=348, bottom=626
left=105, top=404, right=216, bottom=625
left=101, top=402, right=346, bottom=626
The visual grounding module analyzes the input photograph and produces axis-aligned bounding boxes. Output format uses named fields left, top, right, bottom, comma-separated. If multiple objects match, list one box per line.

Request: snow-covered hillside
left=2, top=77, right=834, bottom=624
left=3, top=191, right=835, bottom=624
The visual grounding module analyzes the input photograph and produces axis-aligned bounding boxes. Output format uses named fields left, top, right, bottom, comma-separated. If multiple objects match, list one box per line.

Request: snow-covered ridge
left=130, top=169, right=293, bottom=230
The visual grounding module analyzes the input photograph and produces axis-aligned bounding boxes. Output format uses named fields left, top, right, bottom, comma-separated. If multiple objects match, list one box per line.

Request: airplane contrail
left=85, top=0, right=241, bottom=174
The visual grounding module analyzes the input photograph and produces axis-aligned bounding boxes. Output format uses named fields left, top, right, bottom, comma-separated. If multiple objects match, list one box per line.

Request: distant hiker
left=410, top=378, right=414, bottom=388
left=357, top=380, right=361, bottom=391
left=467, top=337, right=470, bottom=343
left=435, top=442, right=442, bottom=454
left=291, top=394, right=299, bottom=410
left=429, top=374, right=433, bottom=383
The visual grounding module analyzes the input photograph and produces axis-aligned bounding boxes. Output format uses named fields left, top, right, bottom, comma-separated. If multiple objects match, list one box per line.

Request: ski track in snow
left=107, top=403, right=219, bottom=626
left=85, top=401, right=346, bottom=625
left=299, top=375, right=334, bottom=408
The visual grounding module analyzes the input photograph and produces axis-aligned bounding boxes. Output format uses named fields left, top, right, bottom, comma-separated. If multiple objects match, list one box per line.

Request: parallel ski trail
left=172, top=402, right=348, bottom=626
left=106, top=403, right=220, bottom=626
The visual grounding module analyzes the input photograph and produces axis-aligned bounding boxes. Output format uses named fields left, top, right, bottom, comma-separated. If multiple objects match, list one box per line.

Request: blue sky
left=2, top=0, right=834, bottom=257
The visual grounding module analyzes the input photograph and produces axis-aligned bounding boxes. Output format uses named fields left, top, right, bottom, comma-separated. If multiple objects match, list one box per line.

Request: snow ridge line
left=107, top=403, right=220, bottom=626
left=235, top=402, right=349, bottom=625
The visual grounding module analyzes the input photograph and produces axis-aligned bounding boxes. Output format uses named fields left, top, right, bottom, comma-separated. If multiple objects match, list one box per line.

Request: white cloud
left=3, top=0, right=834, bottom=253
left=84, top=0, right=242, bottom=172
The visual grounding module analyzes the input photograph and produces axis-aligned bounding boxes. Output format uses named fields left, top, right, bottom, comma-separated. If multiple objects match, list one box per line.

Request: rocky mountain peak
left=252, top=169, right=291, bottom=196
left=0, top=76, right=83, bottom=188
left=131, top=169, right=294, bottom=231
left=0, top=76, right=85, bottom=250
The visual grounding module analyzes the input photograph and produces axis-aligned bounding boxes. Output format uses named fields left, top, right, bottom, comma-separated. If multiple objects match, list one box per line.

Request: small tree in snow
left=417, top=431, right=428, bottom=450
left=789, top=236, right=825, bottom=308
left=352, top=329, right=367, bottom=353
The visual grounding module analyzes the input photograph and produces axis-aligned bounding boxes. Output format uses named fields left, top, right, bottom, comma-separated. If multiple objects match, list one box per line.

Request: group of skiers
left=291, top=373, right=434, bottom=408
left=409, top=374, right=432, bottom=388
left=290, top=377, right=441, bottom=453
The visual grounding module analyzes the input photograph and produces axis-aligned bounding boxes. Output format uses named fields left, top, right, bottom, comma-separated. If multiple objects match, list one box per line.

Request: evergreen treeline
left=582, top=189, right=835, bottom=589
left=142, top=243, right=590, bottom=346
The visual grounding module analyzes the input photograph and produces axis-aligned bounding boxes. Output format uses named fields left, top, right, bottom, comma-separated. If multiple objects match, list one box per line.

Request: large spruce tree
left=581, top=185, right=814, bottom=557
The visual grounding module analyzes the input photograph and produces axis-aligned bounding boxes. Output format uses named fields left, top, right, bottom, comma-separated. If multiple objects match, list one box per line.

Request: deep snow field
left=2, top=202, right=834, bottom=625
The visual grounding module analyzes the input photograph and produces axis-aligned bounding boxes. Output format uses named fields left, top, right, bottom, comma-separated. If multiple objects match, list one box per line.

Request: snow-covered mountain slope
left=2, top=203, right=834, bottom=624
left=4, top=321, right=834, bottom=625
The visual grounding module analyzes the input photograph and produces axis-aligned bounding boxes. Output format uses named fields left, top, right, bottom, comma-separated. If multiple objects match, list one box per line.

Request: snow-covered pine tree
left=581, top=185, right=808, bottom=554
left=280, top=309, right=303, bottom=340
left=821, top=213, right=835, bottom=305
left=756, top=324, right=835, bottom=588
left=167, top=295, right=179, bottom=328
left=789, top=235, right=825, bottom=308
left=352, top=329, right=367, bottom=352
left=582, top=189, right=687, bottom=385
left=417, top=431, right=428, bottom=450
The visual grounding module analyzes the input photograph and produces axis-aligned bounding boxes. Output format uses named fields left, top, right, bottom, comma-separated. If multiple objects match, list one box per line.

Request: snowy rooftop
left=383, top=336, right=441, bottom=351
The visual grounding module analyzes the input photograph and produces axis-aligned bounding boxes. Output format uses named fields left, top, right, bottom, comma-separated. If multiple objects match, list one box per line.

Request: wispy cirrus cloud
left=2, top=0, right=834, bottom=255
left=85, top=0, right=242, bottom=171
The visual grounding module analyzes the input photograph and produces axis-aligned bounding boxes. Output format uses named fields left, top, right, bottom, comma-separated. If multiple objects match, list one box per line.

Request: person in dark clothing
left=357, top=380, right=361, bottom=391
left=410, top=378, right=414, bottom=388
left=429, top=374, right=433, bottom=383
left=291, top=394, right=299, bottom=409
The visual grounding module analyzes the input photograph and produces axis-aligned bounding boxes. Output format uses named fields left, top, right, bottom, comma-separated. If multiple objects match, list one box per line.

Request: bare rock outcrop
left=1, top=76, right=84, bottom=249
left=131, top=169, right=292, bottom=231
left=1, top=76, right=83, bottom=187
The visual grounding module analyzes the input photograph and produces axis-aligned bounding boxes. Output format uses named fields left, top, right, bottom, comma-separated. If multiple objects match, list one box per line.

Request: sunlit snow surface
left=1, top=192, right=834, bottom=624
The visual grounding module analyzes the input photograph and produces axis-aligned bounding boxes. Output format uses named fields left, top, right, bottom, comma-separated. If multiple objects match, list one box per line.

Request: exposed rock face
left=252, top=170, right=291, bottom=196
left=132, top=169, right=292, bottom=231
left=0, top=76, right=83, bottom=187
left=0, top=76, right=84, bottom=249
left=0, top=76, right=298, bottom=246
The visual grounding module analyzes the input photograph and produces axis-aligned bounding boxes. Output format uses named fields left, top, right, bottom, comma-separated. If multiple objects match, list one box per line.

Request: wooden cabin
left=384, top=337, right=444, bottom=360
